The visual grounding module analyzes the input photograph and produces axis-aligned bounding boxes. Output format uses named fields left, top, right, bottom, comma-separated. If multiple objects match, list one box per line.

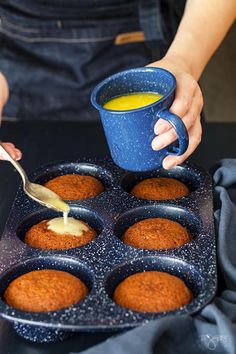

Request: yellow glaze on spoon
left=29, top=184, right=70, bottom=213
left=29, top=184, right=70, bottom=224
left=47, top=217, right=88, bottom=237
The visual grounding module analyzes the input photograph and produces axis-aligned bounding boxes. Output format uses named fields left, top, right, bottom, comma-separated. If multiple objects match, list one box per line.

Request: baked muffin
left=44, top=174, right=104, bottom=200
left=24, top=217, right=96, bottom=250
left=113, top=271, right=192, bottom=312
left=4, top=269, right=88, bottom=312
left=122, top=218, right=191, bottom=250
left=131, top=178, right=189, bottom=200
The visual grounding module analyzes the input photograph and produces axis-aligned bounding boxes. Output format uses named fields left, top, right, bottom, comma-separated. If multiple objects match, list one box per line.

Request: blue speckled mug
left=91, top=67, right=189, bottom=171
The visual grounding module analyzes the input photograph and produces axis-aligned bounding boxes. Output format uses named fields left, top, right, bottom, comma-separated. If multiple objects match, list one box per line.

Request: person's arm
left=0, top=72, right=22, bottom=160
left=150, top=0, right=236, bottom=169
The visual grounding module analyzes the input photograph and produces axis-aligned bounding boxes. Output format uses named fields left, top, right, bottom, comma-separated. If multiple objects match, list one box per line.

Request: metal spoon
left=0, top=142, right=69, bottom=213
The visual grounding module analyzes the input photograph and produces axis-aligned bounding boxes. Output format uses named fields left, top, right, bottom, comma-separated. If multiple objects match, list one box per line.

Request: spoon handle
left=0, top=142, right=28, bottom=185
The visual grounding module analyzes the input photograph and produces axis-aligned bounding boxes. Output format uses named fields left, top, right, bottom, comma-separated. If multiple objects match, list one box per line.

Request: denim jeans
left=0, top=1, right=182, bottom=121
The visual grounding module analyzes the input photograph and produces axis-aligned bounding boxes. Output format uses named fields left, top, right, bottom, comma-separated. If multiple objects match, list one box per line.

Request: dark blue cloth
left=0, top=1, right=153, bottom=121
left=0, top=1, right=184, bottom=121
left=74, top=159, right=236, bottom=354
left=0, top=4, right=152, bottom=121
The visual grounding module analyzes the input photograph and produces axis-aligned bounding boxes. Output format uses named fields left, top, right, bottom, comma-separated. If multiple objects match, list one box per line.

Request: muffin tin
left=0, top=159, right=216, bottom=343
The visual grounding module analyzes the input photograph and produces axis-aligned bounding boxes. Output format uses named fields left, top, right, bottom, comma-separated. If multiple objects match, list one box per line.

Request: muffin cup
left=31, top=160, right=116, bottom=201
left=114, top=204, right=202, bottom=250
left=121, top=163, right=202, bottom=200
left=17, top=206, right=104, bottom=250
left=0, top=257, right=94, bottom=342
left=105, top=256, right=203, bottom=315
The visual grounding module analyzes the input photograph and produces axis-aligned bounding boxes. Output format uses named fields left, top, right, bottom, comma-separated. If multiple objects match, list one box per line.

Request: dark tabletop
left=0, top=120, right=235, bottom=354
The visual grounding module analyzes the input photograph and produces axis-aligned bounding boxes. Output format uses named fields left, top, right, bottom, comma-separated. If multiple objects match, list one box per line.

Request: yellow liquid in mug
left=103, top=92, right=163, bottom=111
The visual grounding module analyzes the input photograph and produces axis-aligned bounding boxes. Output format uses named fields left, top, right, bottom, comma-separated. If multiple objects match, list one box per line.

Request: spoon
left=0, top=142, right=70, bottom=214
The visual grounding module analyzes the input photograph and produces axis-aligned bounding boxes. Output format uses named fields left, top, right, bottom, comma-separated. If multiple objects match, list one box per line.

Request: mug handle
left=156, top=108, right=189, bottom=155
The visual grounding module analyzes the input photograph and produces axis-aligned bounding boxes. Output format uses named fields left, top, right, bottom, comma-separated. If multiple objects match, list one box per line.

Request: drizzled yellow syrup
left=47, top=217, right=88, bottom=237
left=103, top=92, right=162, bottom=111
left=29, top=183, right=70, bottom=225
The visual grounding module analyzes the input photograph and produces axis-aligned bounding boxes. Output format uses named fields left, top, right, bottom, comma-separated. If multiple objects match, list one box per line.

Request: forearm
left=165, top=0, right=236, bottom=80
left=149, top=0, right=235, bottom=169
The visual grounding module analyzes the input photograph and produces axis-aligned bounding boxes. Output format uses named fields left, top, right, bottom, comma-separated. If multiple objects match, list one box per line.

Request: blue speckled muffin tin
left=0, top=159, right=216, bottom=343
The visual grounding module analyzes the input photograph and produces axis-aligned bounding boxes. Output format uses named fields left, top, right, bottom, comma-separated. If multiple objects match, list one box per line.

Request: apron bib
left=0, top=0, right=183, bottom=121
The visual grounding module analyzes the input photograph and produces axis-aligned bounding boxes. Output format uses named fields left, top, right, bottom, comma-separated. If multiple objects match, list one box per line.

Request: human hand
left=0, top=142, right=22, bottom=161
left=147, top=54, right=203, bottom=170
left=0, top=73, right=22, bottom=161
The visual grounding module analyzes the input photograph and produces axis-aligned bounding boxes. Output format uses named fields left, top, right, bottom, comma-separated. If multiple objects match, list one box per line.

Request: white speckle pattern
left=0, top=159, right=216, bottom=343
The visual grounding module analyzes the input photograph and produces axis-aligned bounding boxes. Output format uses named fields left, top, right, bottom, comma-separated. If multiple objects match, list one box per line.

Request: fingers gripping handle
left=156, top=109, right=189, bottom=156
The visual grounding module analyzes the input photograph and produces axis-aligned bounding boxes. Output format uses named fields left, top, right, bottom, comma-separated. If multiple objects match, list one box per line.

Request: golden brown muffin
left=131, top=178, right=189, bottom=200
left=44, top=174, right=104, bottom=200
left=4, top=269, right=88, bottom=312
left=24, top=219, right=96, bottom=250
left=113, top=271, right=192, bottom=312
left=121, top=218, right=191, bottom=250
